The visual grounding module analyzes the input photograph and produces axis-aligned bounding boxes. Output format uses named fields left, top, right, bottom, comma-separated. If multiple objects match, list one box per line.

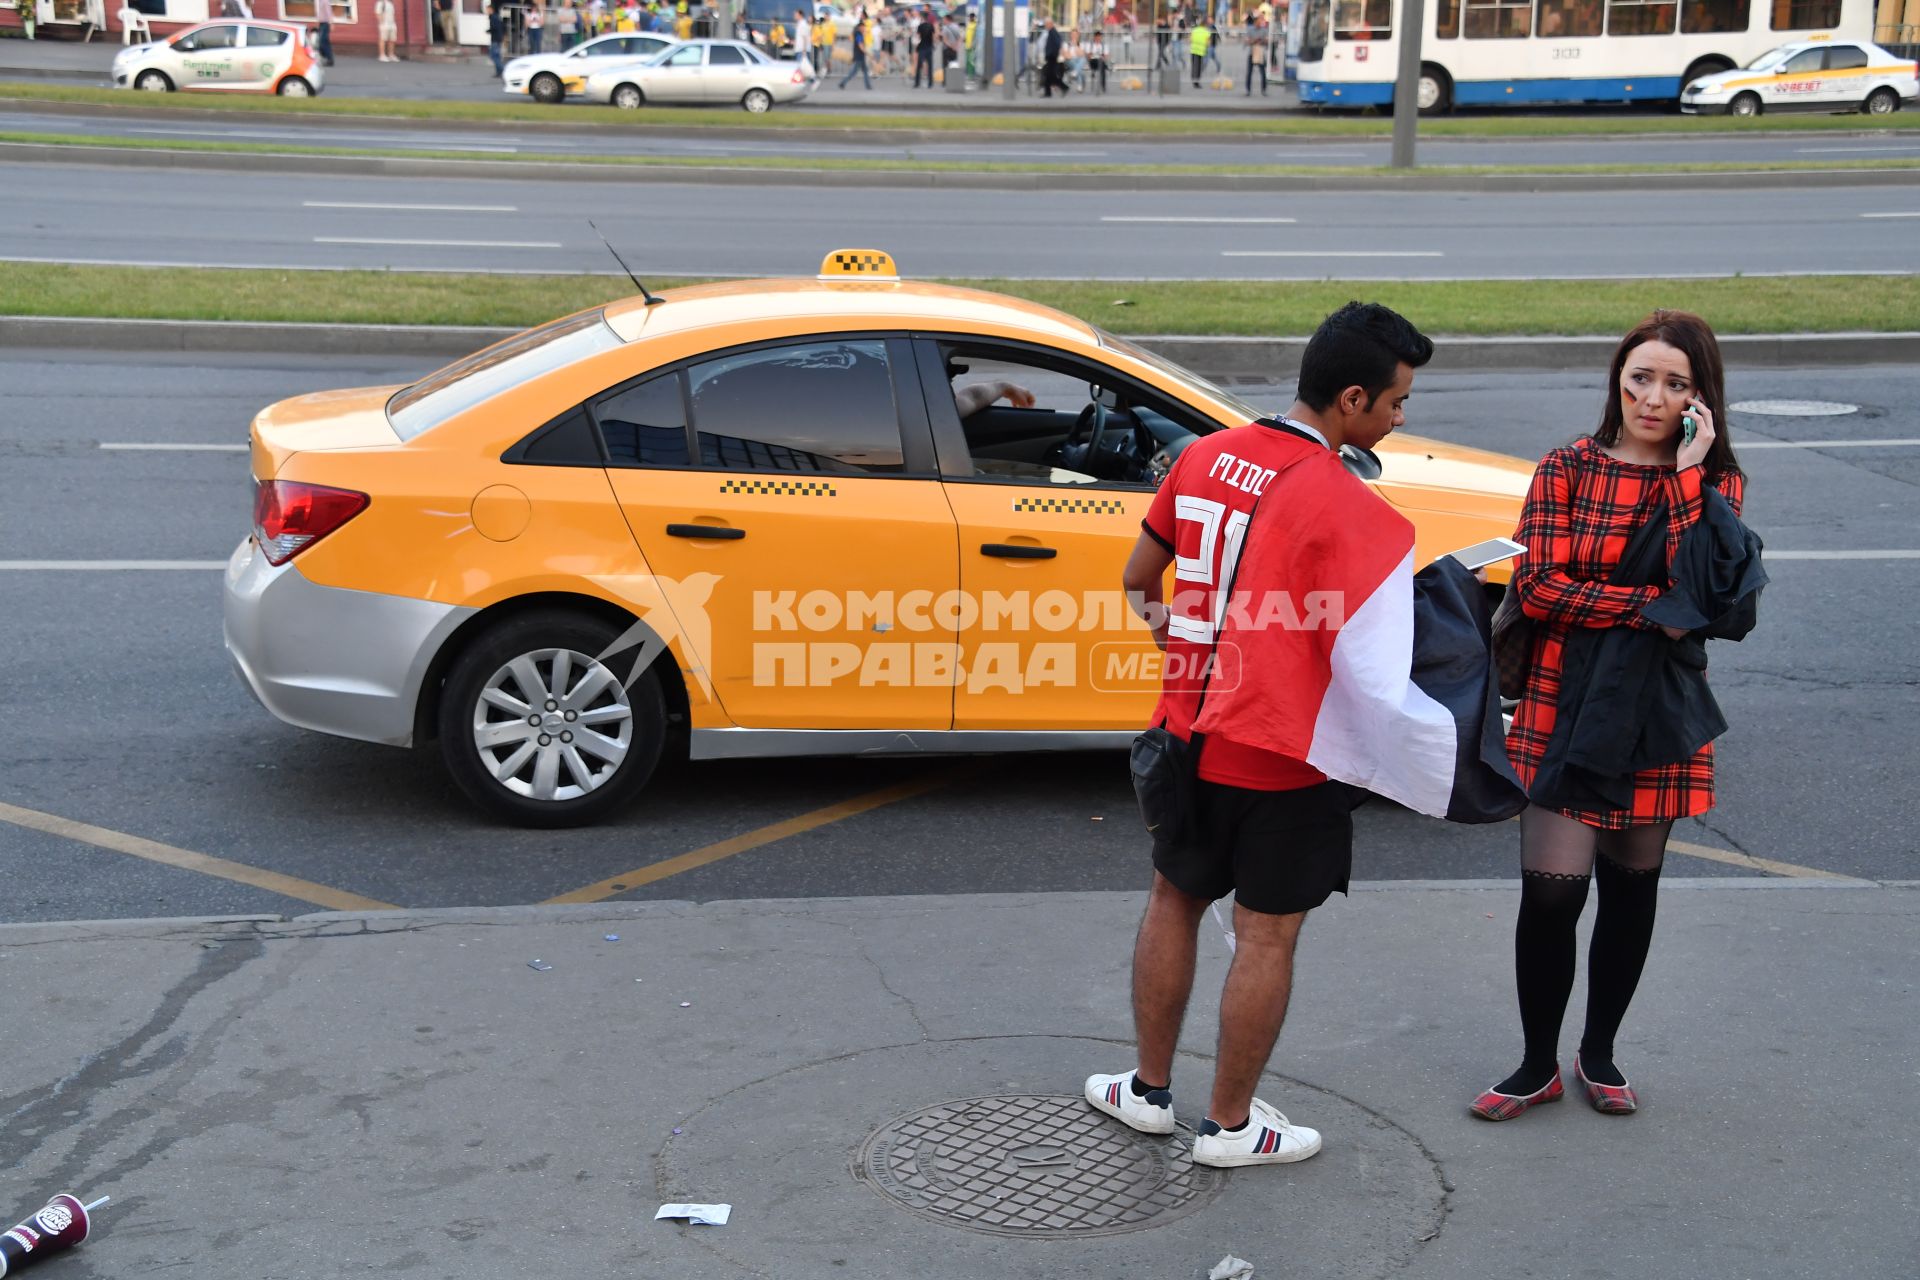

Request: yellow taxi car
left=224, top=252, right=1533, bottom=827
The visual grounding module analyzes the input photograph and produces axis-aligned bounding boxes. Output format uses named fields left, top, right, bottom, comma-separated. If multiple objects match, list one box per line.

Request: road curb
left=0, top=877, right=1888, bottom=943
left=6, top=138, right=1920, bottom=192
left=7, top=315, right=1920, bottom=375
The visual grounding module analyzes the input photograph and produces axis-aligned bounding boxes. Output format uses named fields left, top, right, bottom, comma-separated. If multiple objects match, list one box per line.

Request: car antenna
left=587, top=220, right=665, bottom=307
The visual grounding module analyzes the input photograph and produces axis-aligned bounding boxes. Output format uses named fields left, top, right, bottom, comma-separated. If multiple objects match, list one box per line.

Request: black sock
left=1131, top=1072, right=1168, bottom=1097
left=1494, top=869, right=1591, bottom=1096
left=1579, top=856, right=1662, bottom=1088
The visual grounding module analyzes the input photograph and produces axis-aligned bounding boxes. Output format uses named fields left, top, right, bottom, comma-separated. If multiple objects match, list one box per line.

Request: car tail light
left=252, top=480, right=369, bottom=565
left=792, top=68, right=806, bottom=83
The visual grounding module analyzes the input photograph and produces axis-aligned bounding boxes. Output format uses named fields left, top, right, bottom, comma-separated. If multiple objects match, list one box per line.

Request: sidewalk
left=3, top=879, right=1911, bottom=1278
left=0, top=36, right=1301, bottom=112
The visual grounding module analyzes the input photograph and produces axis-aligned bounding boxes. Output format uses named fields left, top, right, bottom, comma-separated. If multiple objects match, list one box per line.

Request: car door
left=1821, top=43, right=1869, bottom=106
left=174, top=24, right=243, bottom=87
left=1771, top=47, right=1826, bottom=109
left=646, top=41, right=707, bottom=100
left=600, top=335, right=959, bottom=730
left=913, top=337, right=1177, bottom=733
left=703, top=41, right=754, bottom=101
left=240, top=24, right=292, bottom=90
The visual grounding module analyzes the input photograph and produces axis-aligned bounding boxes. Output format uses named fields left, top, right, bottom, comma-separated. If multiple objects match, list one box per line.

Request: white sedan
left=582, top=38, right=816, bottom=112
left=503, top=33, right=678, bottom=104
left=1683, top=40, right=1919, bottom=116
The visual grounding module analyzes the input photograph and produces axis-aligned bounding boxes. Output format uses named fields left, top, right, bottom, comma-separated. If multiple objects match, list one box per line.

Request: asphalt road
left=11, top=159, right=1920, bottom=279
left=8, top=103, right=1920, bottom=169
left=0, top=349, right=1913, bottom=924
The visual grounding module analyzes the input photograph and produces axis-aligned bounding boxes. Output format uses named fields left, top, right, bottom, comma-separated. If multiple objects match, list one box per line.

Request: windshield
left=1301, top=0, right=1331, bottom=62
left=1095, top=329, right=1266, bottom=426
left=387, top=310, right=621, bottom=441
left=1745, top=47, right=1791, bottom=70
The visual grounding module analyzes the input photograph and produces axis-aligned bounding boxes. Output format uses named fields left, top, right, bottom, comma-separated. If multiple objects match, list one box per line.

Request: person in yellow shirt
left=772, top=17, right=788, bottom=49
left=1189, top=17, right=1210, bottom=87
left=674, top=7, right=692, bottom=36
left=817, top=11, right=836, bottom=64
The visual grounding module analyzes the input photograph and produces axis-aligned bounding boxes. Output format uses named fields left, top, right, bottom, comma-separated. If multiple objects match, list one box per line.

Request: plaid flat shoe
left=1575, top=1054, right=1638, bottom=1115
left=1469, top=1069, right=1564, bottom=1121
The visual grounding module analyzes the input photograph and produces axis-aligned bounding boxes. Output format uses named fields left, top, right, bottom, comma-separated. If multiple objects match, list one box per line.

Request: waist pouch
left=1130, top=725, right=1199, bottom=847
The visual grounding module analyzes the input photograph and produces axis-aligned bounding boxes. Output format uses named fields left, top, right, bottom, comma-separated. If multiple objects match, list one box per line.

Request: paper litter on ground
left=655, top=1203, right=731, bottom=1226
left=1209, top=1255, right=1254, bottom=1280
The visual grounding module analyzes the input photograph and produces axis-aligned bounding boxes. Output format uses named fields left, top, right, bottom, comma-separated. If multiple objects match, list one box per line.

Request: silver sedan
left=581, top=39, right=816, bottom=113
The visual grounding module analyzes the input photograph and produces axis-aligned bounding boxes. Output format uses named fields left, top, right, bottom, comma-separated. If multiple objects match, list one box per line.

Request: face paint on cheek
left=1621, top=385, right=1638, bottom=407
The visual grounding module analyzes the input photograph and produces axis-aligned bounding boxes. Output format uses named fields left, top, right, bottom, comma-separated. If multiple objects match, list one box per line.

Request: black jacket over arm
left=1530, top=485, right=1766, bottom=813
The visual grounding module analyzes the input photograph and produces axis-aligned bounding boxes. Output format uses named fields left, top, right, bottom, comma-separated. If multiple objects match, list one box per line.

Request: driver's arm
left=953, top=380, right=1036, bottom=417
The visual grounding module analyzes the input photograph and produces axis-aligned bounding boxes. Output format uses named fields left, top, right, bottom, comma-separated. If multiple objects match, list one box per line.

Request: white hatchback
left=1683, top=40, right=1919, bottom=116
left=503, top=33, right=678, bottom=103
left=111, top=19, right=324, bottom=96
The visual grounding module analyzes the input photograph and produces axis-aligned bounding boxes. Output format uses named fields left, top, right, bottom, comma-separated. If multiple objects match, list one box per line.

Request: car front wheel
left=277, top=75, right=313, bottom=97
left=437, top=609, right=668, bottom=827
left=531, top=72, right=564, bottom=103
left=1865, top=87, right=1899, bottom=115
left=742, top=87, right=773, bottom=113
left=612, top=83, right=644, bottom=109
left=1730, top=91, right=1761, bottom=117
left=134, top=70, right=173, bottom=92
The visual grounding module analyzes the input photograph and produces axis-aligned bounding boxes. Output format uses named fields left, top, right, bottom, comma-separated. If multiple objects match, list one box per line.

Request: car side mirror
left=1339, top=443, right=1382, bottom=479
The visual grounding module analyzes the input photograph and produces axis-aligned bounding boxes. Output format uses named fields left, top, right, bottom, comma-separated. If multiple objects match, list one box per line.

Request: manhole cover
left=1730, top=399, right=1858, bottom=417
left=854, top=1094, right=1224, bottom=1238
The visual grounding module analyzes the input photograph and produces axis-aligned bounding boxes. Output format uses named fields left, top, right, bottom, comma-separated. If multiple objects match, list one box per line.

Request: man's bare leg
left=1132, top=871, right=1210, bottom=1088
left=1206, top=903, right=1306, bottom=1127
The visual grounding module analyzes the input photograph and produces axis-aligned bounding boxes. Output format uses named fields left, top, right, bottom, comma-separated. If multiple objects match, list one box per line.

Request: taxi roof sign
left=819, top=249, right=899, bottom=281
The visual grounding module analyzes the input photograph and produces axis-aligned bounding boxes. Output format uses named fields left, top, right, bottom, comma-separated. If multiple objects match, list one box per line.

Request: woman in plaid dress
left=1471, top=312, right=1747, bottom=1121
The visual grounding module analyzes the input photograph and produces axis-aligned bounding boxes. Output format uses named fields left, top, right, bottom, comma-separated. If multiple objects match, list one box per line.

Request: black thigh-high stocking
left=1578, top=822, right=1670, bottom=1087
left=1495, top=806, right=1598, bottom=1096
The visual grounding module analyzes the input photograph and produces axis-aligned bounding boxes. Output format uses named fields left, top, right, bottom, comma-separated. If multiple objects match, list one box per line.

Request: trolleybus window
left=1539, top=0, right=1605, bottom=37
left=1680, top=0, right=1749, bottom=32
left=1435, top=0, right=1460, bottom=36
left=1607, top=0, right=1676, bottom=35
left=1465, top=0, right=1531, bottom=37
left=1334, top=0, right=1393, bottom=38
left=1772, top=0, right=1840, bottom=27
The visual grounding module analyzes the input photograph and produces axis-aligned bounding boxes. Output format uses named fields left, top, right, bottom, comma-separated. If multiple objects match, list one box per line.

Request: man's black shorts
left=1152, top=778, right=1354, bottom=916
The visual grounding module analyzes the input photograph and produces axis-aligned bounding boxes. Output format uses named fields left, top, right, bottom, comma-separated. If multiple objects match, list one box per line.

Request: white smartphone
left=1448, top=537, right=1528, bottom=571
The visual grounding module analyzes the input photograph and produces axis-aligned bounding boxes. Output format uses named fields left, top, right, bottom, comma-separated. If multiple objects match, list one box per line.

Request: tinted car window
left=388, top=310, right=621, bottom=441
left=597, top=373, right=691, bottom=466
left=710, top=44, right=748, bottom=64
left=1826, top=44, right=1868, bottom=69
left=1784, top=48, right=1824, bottom=72
left=246, top=25, right=290, bottom=45
left=688, top=340, right=904, bottom=474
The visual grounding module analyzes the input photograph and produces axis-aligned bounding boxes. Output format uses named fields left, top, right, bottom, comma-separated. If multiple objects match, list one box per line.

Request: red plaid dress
left=1506, top=438, right=1747, bottom=830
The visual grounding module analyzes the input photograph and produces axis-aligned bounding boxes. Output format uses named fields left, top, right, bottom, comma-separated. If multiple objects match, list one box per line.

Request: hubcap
left=473, top=648, right=633, bottom=803
left=1418, top=77, right=1439, bottom=110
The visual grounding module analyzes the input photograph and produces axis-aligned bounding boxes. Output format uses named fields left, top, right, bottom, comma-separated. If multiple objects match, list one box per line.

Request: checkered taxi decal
left=719, top=479, right=838, bottom=498
left=1012, top=497, right=1127, bottom=516
left=826, top=252, right=892, bottom=275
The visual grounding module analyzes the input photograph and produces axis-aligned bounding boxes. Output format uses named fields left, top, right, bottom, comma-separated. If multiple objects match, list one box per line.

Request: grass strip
left=6, top=262, right=1917, bottom=336
left=5, top=79, right=1920, bottom=138
left=7, top=127, right=1920, bottom=178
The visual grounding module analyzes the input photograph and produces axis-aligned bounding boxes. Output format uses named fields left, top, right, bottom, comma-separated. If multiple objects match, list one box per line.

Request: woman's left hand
left=1677, top=396, right=1716, bottom=471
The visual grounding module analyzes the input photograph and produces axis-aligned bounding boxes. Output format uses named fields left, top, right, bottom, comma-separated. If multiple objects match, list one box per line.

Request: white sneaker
left=1191, top=1097, right=1322, bottom=1167
left=1083, top=1069, right=1175, bottom=1135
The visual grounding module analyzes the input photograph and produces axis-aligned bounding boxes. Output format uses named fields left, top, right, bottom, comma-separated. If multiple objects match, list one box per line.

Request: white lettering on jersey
left=1206, top=450, right=1278, bottom=497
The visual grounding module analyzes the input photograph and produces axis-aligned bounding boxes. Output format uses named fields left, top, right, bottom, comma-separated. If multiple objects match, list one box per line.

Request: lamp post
left=1388, top=0, right=1425, bottom=169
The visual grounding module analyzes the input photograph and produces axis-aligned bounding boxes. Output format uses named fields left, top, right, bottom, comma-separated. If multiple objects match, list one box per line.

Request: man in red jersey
left=1085, top=302, right=1432, bottom=1169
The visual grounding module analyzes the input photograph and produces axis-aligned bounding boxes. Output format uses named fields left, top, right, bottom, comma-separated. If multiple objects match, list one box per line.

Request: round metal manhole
left=854, top=1094, right=1224, bottom=1238
left=1730, top=399, right=1858, bottom=417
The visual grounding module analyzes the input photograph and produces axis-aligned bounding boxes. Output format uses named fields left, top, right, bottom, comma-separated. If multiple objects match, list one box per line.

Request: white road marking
left=0, top=561, right=227, bottom=570
left=1764, top=550, right=1920, bottom=560
left=303, top=200, right=521, bottom=212
left=119, top=125, right=520, bottom=152
left=1106, top=215, right=1298, bottom=224
left=1798, top=146, right=1920, bottom=154
left=98, top=442, right=248, bottom=452
left=1859, top=210, right=1920, bottom=218
left=313, top=237, right=563, bottom=248
left=1222, top=250, right=1445, bottom=258
left=1738, top=438, right=1920, bottom=449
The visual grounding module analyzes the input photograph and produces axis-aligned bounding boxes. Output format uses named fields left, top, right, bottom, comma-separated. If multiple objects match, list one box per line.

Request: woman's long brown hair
left=1594, top=309, right=1743, bottom=480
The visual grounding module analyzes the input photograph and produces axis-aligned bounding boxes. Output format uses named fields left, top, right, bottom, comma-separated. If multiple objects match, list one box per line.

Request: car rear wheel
left=612, top=83, right=644, bottom=109
left=531, top=71, right=564, bottom=103
left=742, top=87, right=774, bottom=113
left=1865, top=87, right=1899, bottom=115
left=134, top=70, right=173, bottom=92
left=277, top=76, right=313, bottom=97
left=437, top=609, right=668, bottom=828
left=1730, top=91, right=1761, bottom=117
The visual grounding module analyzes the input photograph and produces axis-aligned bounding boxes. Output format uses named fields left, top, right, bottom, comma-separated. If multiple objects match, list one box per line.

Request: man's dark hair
left=1295, top=301, right=1433, bottom=413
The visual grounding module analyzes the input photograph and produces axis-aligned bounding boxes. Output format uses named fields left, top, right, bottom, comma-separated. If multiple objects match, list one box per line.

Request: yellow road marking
left=1666, top=838, right=1856, bottom=881
left=0, top=800, right=400, bottom=912
left=544, top=765, right=985, bottom=905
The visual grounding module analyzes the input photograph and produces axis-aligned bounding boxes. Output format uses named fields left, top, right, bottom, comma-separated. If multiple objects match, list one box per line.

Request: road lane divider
left=0, top=560, right=226, bottom=570
left=99, top=442, right=247, bottom=452
left=0, top=799, right=401, bottom=911
left=543, top=764, right=990, bottom=904
left=1666, top=838, right=1863, bottom=881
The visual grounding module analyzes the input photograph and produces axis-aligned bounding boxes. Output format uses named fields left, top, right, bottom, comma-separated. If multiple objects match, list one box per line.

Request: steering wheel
left=1067, top=397, right=1109, bottom=463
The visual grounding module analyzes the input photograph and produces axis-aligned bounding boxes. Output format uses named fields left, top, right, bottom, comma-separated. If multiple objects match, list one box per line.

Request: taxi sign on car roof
left=819, top=249, right=899, bottom=282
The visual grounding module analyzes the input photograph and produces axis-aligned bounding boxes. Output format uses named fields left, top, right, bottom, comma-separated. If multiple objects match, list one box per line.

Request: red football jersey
left=1142, top=421, right=1328, bottom=792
